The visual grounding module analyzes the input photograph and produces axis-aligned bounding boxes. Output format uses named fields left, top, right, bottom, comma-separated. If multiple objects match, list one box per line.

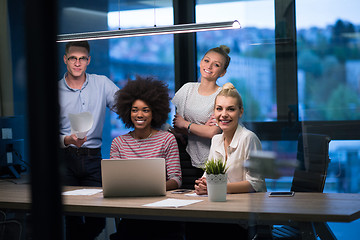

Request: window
left=196, top=0, right=276, bottom=122
left=296, top=0, right=360, bottom=121
left=107, top=3, right=175, bottom=150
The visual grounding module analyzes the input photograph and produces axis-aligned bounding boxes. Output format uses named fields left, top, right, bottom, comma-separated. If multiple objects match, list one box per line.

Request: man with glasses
left=59, top=41, right=119, bottom=240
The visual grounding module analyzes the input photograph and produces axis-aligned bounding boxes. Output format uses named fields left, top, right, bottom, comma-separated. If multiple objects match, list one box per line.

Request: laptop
left=101, top=158, right=166, bottom=197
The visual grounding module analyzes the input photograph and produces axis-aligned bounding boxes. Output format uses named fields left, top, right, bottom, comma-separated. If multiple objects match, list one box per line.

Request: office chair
left=179, top=156, right=203, bottom=189
left=0, top=210, right=22, bottom=240
left=272, top=133, right=333, bottom=240
left=175, top=136, right=203, bottom=189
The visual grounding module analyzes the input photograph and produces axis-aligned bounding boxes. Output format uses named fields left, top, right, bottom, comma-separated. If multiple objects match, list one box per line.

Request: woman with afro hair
left=110, top=76, right=182, bottom=191
left=109, top=76, right=184, bottom=240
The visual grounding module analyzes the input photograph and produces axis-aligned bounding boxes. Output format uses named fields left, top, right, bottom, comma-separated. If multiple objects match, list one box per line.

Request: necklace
left=133, top=131, right=153, bottom=148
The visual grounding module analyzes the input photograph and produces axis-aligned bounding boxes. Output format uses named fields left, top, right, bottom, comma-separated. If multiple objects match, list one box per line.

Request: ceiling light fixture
left=56, top=20, right=241, bottom=42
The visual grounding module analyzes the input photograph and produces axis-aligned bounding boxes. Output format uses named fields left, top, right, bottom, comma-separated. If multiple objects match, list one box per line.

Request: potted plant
left=203, top=158, right=228, bottom=202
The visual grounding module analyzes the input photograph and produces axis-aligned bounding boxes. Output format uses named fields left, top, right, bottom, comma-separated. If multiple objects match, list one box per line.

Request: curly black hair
left=113, top=76, right=171, bottom=129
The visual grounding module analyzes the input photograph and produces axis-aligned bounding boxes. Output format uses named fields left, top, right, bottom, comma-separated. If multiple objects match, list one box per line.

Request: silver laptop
left=101, top=158, right=166, bottom=197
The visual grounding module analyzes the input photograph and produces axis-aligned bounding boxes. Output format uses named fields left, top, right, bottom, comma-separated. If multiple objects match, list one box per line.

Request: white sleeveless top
left=172, top=82, right=221, bottom=168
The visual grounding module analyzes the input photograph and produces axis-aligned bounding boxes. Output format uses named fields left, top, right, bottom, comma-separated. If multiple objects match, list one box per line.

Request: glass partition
left=5, top=0, right=360, bottom=239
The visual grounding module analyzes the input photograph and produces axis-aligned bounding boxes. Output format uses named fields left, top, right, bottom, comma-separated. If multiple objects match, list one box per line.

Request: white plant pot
left=206, top=173, right=228, bottom=202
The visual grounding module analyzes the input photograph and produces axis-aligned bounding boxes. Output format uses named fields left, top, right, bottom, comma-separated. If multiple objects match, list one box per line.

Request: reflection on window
left=108, top=7, right=173, bottom=29
left=296, top=0, right=360, bottom=121
left=264, top=139, right=360, bottom=194
left=262, top=140, right=297, bottom=192
left=196, top=1, right=276, bottom=122
left=326, top=140, right=360, bottom=193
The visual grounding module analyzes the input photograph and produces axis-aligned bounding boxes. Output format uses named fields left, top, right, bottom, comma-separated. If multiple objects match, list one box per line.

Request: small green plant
left=203, top=158, right=228, bottom=175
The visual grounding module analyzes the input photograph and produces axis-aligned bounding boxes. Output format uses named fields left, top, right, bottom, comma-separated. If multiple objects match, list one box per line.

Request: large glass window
left=296, top=0, right=360, bottom=121
left=196, top=0, right=276, bottom=122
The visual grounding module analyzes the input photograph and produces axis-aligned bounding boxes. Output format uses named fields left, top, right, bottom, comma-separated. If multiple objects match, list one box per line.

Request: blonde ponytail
left=222, top=82, right=235, bottom=90
left=219, top=45, right=230, bottom=55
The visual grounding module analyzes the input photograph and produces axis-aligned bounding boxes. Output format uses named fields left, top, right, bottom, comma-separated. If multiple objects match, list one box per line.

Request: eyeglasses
left=67, top=56, right=89, bottom=64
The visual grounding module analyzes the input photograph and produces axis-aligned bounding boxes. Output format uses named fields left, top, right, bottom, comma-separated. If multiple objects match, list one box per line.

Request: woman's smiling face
left=214, top=95, right=243, bottom=133
left=200, top=51, right=227, bottom=81
left=131, top=99, right=152, bottom=131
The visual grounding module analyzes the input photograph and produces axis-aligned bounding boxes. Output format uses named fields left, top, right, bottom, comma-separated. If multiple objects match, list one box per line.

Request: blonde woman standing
left=172, top=45, right=231, bottom=178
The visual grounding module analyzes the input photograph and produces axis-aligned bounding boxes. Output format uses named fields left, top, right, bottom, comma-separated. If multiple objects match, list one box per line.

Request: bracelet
left=187, top=123, right=193, bottom=134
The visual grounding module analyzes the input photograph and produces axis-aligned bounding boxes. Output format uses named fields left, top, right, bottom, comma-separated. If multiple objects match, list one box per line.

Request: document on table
left=143, top=198, right=203, bottom=208
left=63, top=189, right=103, bottom=196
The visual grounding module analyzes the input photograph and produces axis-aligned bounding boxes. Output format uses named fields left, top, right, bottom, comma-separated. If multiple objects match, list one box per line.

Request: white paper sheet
left=68, top=112, right=94, bottom=139
left=143, top=198, right=203, bottom=208
left=62, top=189, right=103, bottom=196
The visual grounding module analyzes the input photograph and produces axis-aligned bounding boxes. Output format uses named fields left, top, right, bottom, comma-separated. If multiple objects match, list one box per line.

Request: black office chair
left=272, top=133, right=334, bottom=240
left=175, top=135, right=203, bottom=189
left=0, top=210, right=22, bottom=240
left=180, top=158, right=201, bottom=189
